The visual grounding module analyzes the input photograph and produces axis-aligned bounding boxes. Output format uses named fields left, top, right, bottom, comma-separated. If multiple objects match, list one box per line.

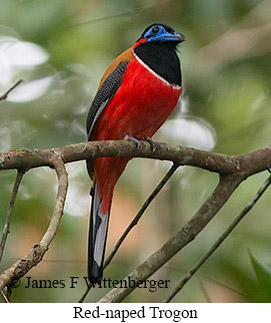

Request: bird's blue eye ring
left=151, top=26, right=159, bottom=33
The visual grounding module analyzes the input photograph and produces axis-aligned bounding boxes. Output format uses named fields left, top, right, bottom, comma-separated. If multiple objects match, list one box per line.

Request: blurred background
left=0, top=0, right=271, bottom=303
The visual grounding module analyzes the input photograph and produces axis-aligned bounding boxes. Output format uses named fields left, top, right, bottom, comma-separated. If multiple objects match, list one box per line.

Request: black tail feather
left=88, top=181, right=109, bottom=285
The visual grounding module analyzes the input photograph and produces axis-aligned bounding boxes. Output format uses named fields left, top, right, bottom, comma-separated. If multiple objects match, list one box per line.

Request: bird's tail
left=88, top=180, right=110, bottom=285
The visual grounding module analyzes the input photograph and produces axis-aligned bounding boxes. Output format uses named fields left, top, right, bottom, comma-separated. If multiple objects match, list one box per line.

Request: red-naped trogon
left=86, top=23, right=185, bottom=284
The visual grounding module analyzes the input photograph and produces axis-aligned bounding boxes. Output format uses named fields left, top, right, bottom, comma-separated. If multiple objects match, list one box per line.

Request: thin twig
left=70, top=0, right=174, bottom=27
left=164, top=173, right=271, bottom=302
left=0, top=171, right=24, bottom=264
left=39, top=158, right=68, bottom=248
left=0, top=156, right=68, bottom=291
left=0, top=79, right=23, bottom=102
left=0, top=289, right=9, bottom=303
left=78, top=283, right=92, bottom=303
left=78, top=163, right=179, bottom=303
left=104, top=163, right=179, bottom=269
left=71, top=10, right=140, bottom=27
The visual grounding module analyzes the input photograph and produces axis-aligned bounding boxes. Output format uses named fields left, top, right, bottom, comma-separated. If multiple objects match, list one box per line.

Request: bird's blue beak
left=175, top=32, right=186, bottom=43
left=148, top=31, right=186, bottom=43
left=163, top=32, right=186, bottom=43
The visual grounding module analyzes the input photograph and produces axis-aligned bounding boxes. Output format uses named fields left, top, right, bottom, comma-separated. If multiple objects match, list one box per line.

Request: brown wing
left=98, top=47, right=134, bottom=89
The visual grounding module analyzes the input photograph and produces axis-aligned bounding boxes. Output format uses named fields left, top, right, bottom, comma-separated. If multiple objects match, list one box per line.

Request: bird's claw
left=125, top=135, right=157, bottom=152
left=142, top=137, right=158, bottom=152
left=125, top=136, right=141, bottom=149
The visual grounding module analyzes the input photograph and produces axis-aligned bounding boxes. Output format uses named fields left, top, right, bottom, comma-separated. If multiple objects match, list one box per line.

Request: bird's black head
left=138, top=23, right=186, bottom=45
left=134, top=23, right=185, bottom=87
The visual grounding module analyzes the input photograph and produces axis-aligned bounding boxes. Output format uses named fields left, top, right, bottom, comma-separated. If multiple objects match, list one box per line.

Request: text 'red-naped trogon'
left=86, top=23, right=185, bottom=284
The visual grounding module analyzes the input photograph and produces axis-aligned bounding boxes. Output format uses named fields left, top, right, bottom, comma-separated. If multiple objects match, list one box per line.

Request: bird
left=86, top=23, right=185, bottom=285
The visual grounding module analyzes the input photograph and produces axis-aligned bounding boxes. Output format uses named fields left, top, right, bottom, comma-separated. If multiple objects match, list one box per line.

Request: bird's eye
left=152, top=26, right=160, bottom=34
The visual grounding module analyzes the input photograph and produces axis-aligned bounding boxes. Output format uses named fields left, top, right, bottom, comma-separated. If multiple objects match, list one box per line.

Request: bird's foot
left=125, top=135, right=141, bottom=149
left=125, top=135, right=157, bottom=152
left=141, top=137, right=158, bottom=152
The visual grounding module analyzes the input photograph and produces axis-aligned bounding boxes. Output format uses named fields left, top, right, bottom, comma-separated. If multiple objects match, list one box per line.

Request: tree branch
left=0, top=79, right=23, bottom=102
left=0, top=156, right=68, bottom=291
left=1, top=140, right=271, bottom=300
left=97, top=174, right=242, bottom=302
left=164, top=172, right=271, bottom=302
left=0, top=171, right=24, bottom=264
left=1, top=141, right=271, bottom=178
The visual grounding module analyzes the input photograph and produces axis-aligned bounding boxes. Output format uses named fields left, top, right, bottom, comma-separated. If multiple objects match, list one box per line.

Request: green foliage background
left=0, top=0, right=271, bottom=302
